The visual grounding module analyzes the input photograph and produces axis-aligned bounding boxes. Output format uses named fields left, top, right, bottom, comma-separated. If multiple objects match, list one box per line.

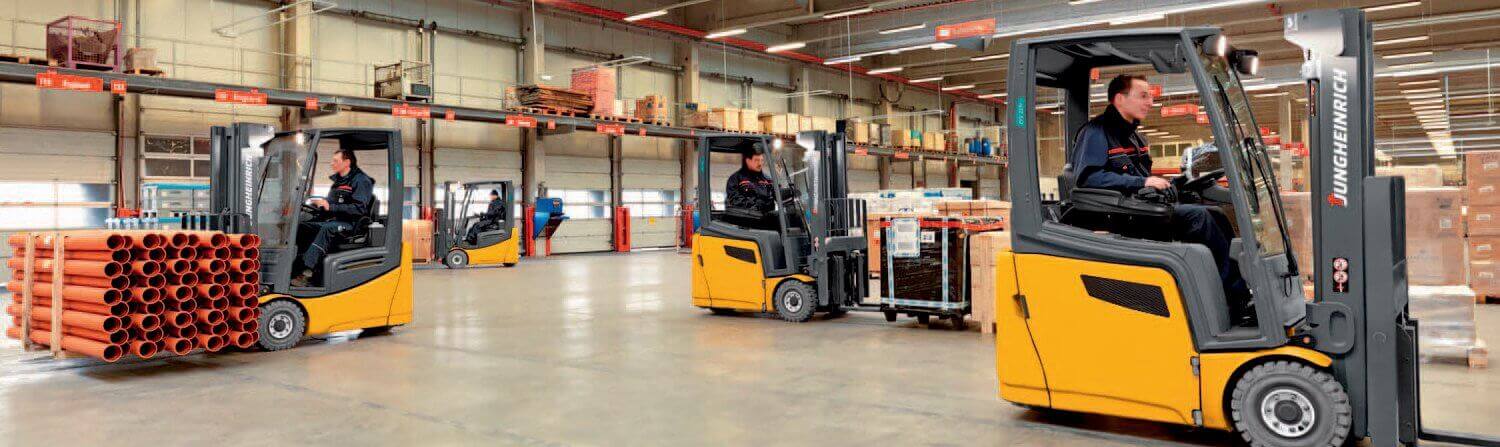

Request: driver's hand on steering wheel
left=1144, top=176, right=1171, bottom=190
left=309, top=198, right=330, bottom=210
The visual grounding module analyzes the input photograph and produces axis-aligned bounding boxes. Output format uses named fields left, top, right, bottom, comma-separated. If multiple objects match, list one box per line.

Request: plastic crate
left=46, top=16, right=122, bottom=70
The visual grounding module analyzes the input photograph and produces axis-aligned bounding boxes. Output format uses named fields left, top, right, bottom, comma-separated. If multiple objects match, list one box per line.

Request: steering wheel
left=301, top=196, right=328, bottom=215
left=1135, top=185, right=1178, bottom=205
left=1180, top=168, right=1226, bottom=192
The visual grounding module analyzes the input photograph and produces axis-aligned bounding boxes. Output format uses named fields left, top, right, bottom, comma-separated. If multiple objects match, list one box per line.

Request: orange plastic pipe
left=142, top=299, right=165, bottom=316
left=229, top=282, right=255, bottom=299
left=129, top=287, right=161, bottom=304
left=130, top=340, right=158, bottom=359
left=10, top=299, right=131, bottom=317
left=225, top=306, right=256, bottom=323
left=6, top=258, right=122, bottom=278
left=227, top=318, right=260, bottom=334
left=186, top=231, right=229, bottom=249
left=210, top=273, right=230, bottom=286
left=165, top=322, right=197, bottom=339
left=8, top=233, right=128, bottom=251
left=19, top=248, right=130, bottom=263
left=5, top=281, right=123, bottom=305
left=198, top=321, right=228, bottom=336
left=194, top=284, right=224, bottom=300
left=5, top=327, right=123, bottom=362
left=129, top=274, right=165, bottom=289
left=164, top=259, right=190, bottom=275
left=16, top=272, right=128, bottom=290
left=228, top=331, right=257, bottom=349
left=162, top=337, right=193, bottom=355
left=130, top=261, right=160, bottom=276
left=194, top=309, right=224, bottom=325
left=162, top=231, right=189, bottom=249
left=173, top=273, right=199, bottom=287
left=116, top=231, right=163, bottom=250
left=229, top=233, right=261, bottom=248
left=130, top=313, right=161, bottom=331
left=6, top=303, right=122, bottom=331
left=240, top=247, right=260, bottom=260
left=196, top=334, right=224, bottom=352
left=241, top=295, right=260, bottom=308
left=162, top=311, right=192, bottom=328
left=163, top=285, right=191, bottom=301
left=130, top=247, right=166, bottom=262
left=20, top=321, right=129, bottom=345
left=207, top=297, right=229, bottom=311
left=196, top=259, right=227, bottom=274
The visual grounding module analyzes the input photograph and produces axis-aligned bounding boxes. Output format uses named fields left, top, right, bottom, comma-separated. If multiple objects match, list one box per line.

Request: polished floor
left=1, top=250, right=1497, bottom=446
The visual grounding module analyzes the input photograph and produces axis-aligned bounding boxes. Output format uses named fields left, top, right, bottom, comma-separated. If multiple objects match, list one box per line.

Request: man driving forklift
left=295, top=147, right=375, bottom=287
left=724, top=143, right=779, bottom=231
left=466, top=189, right=506, bottom=244
left=1072, top=74, right=1251, bottom=318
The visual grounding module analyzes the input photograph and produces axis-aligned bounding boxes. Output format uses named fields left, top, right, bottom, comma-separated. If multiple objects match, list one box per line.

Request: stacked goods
left=633, top=95, right=669, bottom=123
left=739, top=109, right=761, bottom=132
left=1280, top=192, right=1313, bottom=281
left=879, top=216, right=1005, bottom=327
left=123, top=48, right=157, bottom=73
left=45, top=16, right=121, bottom=70
left=872, top=123, right=888, bottom=146
left=810, top=116, right=836, bottom=133
left=686, top=108, right=742, bottom=131
left=848, top=118, right=870, bottom=144
left=799, top=115, right=815, bottom=134
left=570, top=67, right=617, bottom=116
left=1407, top=188, right=1466, bottom=285
left=514, top=85, right=593, bottom=114
left=937, top=200, right=1011, bottom=218
left=759, top=113, right=798, bottom=134
left=922, top=131, right=948, bottom=151
left=1469, top=152, right=1500, bottom=298
left=982, top=126, right=1003, bottom=146
left=4, top=230, right=261, bottom=362
left=968, top=231, right=1012, bottom=334
left=1377, top=164, right=1445, bottom=187
left=1409, top=285, right=1488, bottom=367
left=403, top=219, right=434, bottom=261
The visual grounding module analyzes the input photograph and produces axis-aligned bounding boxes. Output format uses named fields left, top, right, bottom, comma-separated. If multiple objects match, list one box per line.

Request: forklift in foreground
left=204, top=124, right=413, bottom=351
left=434, top=180, right=520, bottom=268
left=993, top=8, right=1499, bottom=446
left=690, top=132, right=869, bottom=322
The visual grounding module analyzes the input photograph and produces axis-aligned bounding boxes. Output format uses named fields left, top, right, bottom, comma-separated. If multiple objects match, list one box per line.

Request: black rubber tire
left=502, top=262, right=517, bottom=267
left=444, top=250, right=469, bottom=269
left=709, top=308, right=737, bottom=316
left=950, top=315, right=967, bottom=330
left=917, top=314, right=930, bottom=325
left=773, top=280, right=817, bottom=322
left=1230, top=360, right=1352, bottom=447
left=884, top=311, right=897, bottom=322
left=257, top=300, right=306, bottom=351
left=362, top=325, right=399, bottom=336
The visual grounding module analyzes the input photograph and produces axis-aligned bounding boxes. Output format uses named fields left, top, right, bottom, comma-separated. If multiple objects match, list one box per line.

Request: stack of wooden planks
left=514, top=85, right=593, bottom=114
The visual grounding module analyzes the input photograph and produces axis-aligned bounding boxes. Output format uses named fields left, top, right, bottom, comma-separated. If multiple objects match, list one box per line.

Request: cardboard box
left=1471, top=260, right=1500, bottom=296
left=870, top=123, right=885, bottom=146
left=124, top=47, right=157, bottom=72
left=570, top=67, right=617, bottom=116
left=799, top=115, right=814, bottom=133
left=810, top=116, right=836, bottom=132
left=1469, top=204, right=1500, bottom=236
left=1467, top=151, right=1500, bottom=182
left=403, top=219, right=435, bottom=261
left=1471, top=236, right=1500, bottom=262
left=633, top=95, right=669, bottom=123
left=1408, top=237, right=1468, bottom=285
left=968, top=231, right=1012, bottom=334
left=1407, top=187, right=1463, bottom=238
left=760, top=113, right=792, bottom=134
left=739, top=108, right=760, bottom=132
left=1469, top=181, right=1500, bottom=206
left=1377, top=165, right=1445, bottom=188
left=848, top=118, right=869, bottom=144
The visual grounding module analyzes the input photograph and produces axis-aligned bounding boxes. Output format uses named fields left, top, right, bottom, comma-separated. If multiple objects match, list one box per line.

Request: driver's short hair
left=334, top=147, right=358, bottom=167
left=1107, top=74, right=1149, bottom=104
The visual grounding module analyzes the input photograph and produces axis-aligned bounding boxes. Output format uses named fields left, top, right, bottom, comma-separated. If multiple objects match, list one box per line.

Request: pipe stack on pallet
left=4, top=230, right=262, bottom=362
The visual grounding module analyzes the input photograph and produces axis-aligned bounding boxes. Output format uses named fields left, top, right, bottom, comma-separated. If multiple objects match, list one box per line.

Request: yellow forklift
left=992, top=9, right=1497, bottom=446
left=204, top=124, right=413, bottom=351
left=435, top=180, right=520, bottom=268
left=691, top=132, right=869, bottom=321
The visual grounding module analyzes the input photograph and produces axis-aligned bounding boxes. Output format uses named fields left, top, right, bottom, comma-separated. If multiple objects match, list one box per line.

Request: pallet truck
left=690, top=132, right=869, bottom=321
left=992, top=8, right=1499, bottom=446
left=201, top=124, right=414, bottom=351
left=434, top=180, right=520, bottom=268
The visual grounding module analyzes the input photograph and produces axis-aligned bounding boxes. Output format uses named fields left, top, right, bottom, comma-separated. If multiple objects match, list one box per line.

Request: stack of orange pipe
left=5, top=230, right=262, bottom=361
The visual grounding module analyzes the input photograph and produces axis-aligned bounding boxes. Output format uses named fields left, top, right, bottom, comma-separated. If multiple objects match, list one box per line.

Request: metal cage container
left=374, top=61, right=433, bottom=101
left=46, top=16, right=122, bottom=70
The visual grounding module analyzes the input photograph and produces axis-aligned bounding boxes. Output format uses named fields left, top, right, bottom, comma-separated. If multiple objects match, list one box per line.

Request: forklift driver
left=725, top=144, right=779, bottom=231
left=466, top=189, right=506, bottom=244
left=294, top=147, right=375, bottom=287
left=1072, top=74, right=1252, bottom=319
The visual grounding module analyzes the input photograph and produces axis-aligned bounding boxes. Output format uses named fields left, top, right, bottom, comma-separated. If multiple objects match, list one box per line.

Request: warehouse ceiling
left=559, top=0, right=1500, bottom=160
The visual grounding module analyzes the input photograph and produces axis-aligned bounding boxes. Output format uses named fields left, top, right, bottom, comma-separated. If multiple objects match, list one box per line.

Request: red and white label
left=215, top=88, right=267, bottom=105
left=1148, top=85, right=1162, bottom=97
left=1284, top=141, right=1308, bottom=157
left=595, top=123, right=625, bottom=136
left=392, top=103, right=431, bottom=118
left=505, top=115, right=537, bottom=128
left=935, top=18, right=995, bottom=41
left=35, top=72, right=103, bottom=92
left=305, top=96, right=319, bottom=110
left=1195, top=112, right=1210, bottom=124
left=109, top=79, right=127, bottom=95
left=1161, top=104, right=1198, bottom=117
left=444, top=110, right=456, bottom=121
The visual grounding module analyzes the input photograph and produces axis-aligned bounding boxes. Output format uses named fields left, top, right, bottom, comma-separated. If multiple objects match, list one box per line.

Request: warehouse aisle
left=0, top=251, right=1496, bottom=446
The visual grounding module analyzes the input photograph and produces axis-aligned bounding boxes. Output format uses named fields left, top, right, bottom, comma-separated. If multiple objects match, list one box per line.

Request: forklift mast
left=205, top=123, right=277, bottom=234
left=790, top=131, right=868, bottom=306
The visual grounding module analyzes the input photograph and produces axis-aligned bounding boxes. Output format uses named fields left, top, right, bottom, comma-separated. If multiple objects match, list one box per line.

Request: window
left=0, top=182, right=114, bottom=231
left=555, top=189, right=610, bottom=219
left=142, top=135, right=214, bottom=180
left=623, top=189, right=680, bottom=217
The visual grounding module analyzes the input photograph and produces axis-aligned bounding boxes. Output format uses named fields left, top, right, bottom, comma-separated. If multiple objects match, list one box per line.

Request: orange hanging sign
left=215, top=88, right=267, bottom=105
left=109, top=79, right=127, bottom=95
left=854, top=147, right=868, bottom=156
left=445, top=110, right=456, bottom=121
left=1195, top=112, right=1210, bottom=124
left=595, top=123, right=625, bottom=136
left=392, top=103, right=431, bottom=118
left=894, top=151, right=910, bottom=159
left=1161, top=104, right=1198, bottom=117
left=1149, top=85, right=1162, bottom=97
left=505, top=115, right=537, bottom=128
left=305, top=96, right=319, bottom=110
left=35, top=71, right=103, bottom=92
left=935, top=18, right=995, bottom=41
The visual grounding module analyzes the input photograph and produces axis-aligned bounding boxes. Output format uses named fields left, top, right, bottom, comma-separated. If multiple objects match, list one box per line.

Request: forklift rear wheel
left=257, top=300, right=305, bottom=351
left=1230, top=361, right=1351, bottom=447
left=950, top=315, right=967, bottom=330
left=444, top=250, right=469, bottom=268
left=917, top=314, right=930, bottom=325
left=773, top=280, right=817, bottom=322
left=884, top=311, right=897, bottom=322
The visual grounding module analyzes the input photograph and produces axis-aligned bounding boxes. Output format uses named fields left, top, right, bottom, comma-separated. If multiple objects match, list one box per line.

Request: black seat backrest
left=1058, top=163, right=1078, bottom=201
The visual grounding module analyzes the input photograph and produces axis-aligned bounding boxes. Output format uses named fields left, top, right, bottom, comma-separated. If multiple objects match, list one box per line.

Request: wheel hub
left=784, top=290, right=803, bottom=312
left=269, top=314, right=294, bottom=339
left=1261, top=389, right=1316, bottom=438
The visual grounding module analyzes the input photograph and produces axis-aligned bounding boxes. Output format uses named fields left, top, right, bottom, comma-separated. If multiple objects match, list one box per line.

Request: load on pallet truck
left=690, top=132, right=869, bottom=322
left=205, top=124, right=413, bottom=351
left=991, top=9, right=1499, bottom=447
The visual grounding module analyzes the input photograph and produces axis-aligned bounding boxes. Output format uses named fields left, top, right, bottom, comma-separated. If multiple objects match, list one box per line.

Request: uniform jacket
left=726, top=166, right=776, bottom=216
left=1072, top=105, right=1152, bottom=192
left=326, top=166, right=375, bottom=221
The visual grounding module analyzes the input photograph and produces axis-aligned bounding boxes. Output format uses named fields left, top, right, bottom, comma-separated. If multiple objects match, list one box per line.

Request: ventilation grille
left=1081, top=275, right=1169, bottom=317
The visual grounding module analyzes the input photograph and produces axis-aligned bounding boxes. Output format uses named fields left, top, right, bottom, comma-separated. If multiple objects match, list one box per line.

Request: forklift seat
left=333, top=196, right=382, bottom=251
left=1057, top=164, right=1174, bottom=239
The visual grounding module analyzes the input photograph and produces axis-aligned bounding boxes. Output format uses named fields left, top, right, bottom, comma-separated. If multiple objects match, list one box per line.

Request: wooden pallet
left=591, top=114, right=644, bottom=124
left=1471, top=341, right=1490, bottom=368
left=511, top=106, right=580, bottom=117
left=0, top=54, right=56, bottom=67
left=125, top=67, right=166, bottom=77
left=642, top=119, right=672, bottom=127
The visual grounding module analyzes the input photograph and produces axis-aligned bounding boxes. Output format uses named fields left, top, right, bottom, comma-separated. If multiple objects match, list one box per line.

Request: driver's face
left=1113, top=79, right=1154, bottom=122
left=331, top=152, right=351, bottom=174
left=745, top=154, right=764, bottom=172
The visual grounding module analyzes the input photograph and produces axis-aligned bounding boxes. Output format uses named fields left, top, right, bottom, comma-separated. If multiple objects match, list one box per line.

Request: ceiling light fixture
left=1375, top=35, right=1429, bottom=46
left=1389, top=61, right=1434, bottom=70
left=705, top=28, right=747, bottom=39
left=909, top=77, right=943, bottom=83
left=1399, top=79, right=1441, bottom=86
left=1384, top=50, right=1434, bottom=59
left=823, top=7, right=873, bottom=19
left=766, top=42, right=806, bottom=53
left=978, top=93, right=1007, bottom=99
left=623, top=10, right=668, bottom=22
left=1364, top=1, right=1422, bottom=12
left=867, top=67, right=904, bottom=75
left=824, top=55, right=862, bottom=65
left=970, top=54, right=1010, bottom=62
left=1109, top=13, right=1165, bottom=25
left=929, top=42, right=958, bottom=50
left=941, top=84, right=976, bottom=91
left=880, top=24, right=927, bottom=34
left=1401, top=87, right=1441, bottom=94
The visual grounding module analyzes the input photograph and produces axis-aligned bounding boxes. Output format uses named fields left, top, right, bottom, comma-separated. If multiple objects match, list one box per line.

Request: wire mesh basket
left=374, top=61, right=431, bottom=83
left=46, top=16, right=122, bottom=70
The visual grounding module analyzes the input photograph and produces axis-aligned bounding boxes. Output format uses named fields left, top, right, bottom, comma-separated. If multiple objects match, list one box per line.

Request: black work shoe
left=290, top=273, right=312, bottom=288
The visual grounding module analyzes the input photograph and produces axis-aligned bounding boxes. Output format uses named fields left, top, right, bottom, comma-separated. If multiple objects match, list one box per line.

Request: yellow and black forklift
left=434, top=180, right=520, bottom=268
left=992, top=8, right=1498, bottom=446
left=690, top=132, right=869, bottom=321
left=204, top=124, right=413, bottom=351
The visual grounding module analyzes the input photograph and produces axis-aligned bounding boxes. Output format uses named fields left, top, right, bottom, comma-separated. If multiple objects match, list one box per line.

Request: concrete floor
left=0, top=250, right=1497, bottom=446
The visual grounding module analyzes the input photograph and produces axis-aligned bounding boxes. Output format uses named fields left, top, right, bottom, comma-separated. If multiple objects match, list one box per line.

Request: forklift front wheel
left=1229, top=360, right=1352, bottom=447
left=444, top=250, right=469, bottom=269
left=950, top=315, right=967, bottom=331
left=917, top=314, right=930, bottom=325
left=773, top=280, right=817, bottom=323
left=257, top=300, right=306, bottom=351
left=883, top=311, right=897, bottom=322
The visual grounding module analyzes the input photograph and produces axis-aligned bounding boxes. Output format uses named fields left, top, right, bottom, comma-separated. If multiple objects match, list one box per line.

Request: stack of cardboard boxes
left=570, top=67, right=617, bottom=116
left=632, top=95, right=668, bottom=123
left=1468, top=152, right=1500, bottom=298
left=969, top=231, right=1012, bottom=334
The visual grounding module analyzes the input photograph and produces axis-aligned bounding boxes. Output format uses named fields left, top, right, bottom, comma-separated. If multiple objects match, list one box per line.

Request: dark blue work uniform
left=299, top=166, right=375, bottom=275
left=726, top=167, right=778, bottom=230
left=466, top=196, right=506, bottom=243
left=1072, top=106, right=1250, bottom=302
